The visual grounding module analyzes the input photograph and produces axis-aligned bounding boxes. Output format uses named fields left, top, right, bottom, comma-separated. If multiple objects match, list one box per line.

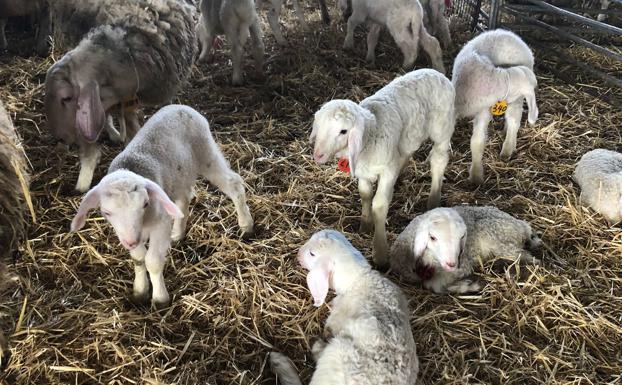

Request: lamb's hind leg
left=500, top=99, right=524, bottom=161
left=469, top=110, right=492, bottom=186
left=267, top=0, right=288, bottom=46
left=203, top=157, right=254, bottom=237
left=249, top=19, right=265, bottom=77
left=365, top=23, right=382, bottom=65
left=387, top=21, right=418, bottom=68
left=418, top=25, right=445, bottom=74
left=171, top=194, right=191, bottom=242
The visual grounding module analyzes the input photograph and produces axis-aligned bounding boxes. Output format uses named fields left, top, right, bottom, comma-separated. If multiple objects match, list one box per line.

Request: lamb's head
left=298, top=229, right=370, bottom=307
left=413, top=208, right=467, bottom=272
left=70, top=170, right=183, bottom=250
left=45, top=26, right=139, bottom=144
left=310, top=99, right=368, bottom=174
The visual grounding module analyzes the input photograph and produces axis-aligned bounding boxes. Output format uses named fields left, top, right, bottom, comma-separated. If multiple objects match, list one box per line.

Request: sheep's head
left=70, top=170, right=183, bottom=250
left=413, top=208, right=467, bottom=272
left=310, top=100, right=366, bottom=174
left=45, top=27, right=139, bottom=144
left=298, top=229, right=369, bottom=306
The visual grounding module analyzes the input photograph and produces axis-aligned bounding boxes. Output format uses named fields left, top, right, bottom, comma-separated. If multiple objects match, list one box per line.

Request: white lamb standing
left=573, top=148, right=622, bottom=224
left=70, top=105, right=254, bottom=307
left=344, top=0, right=445, bottom=73
left=311, top=69, right=455, bottom=267
left=452, top=29, right=539, bottom=185
left=270, top=229, right=419, bottom=385
left=390, top=206, right=541, bottom=294
left=197, top=0, right=265, bottom=85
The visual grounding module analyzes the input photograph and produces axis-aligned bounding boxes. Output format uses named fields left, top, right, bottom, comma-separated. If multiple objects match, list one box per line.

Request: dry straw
left=0, top=5, right=621, bottom=385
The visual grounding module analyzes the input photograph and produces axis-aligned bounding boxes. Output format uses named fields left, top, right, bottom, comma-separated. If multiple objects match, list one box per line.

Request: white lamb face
left=99, top=185, right=150, bottom=251
left=310, top=107, right=352, bottom=164
left=415, top=210, right=467, bottom=272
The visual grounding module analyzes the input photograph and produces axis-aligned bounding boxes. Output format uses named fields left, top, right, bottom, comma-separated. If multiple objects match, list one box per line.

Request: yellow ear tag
left=490, top=100, right=508, bottom=116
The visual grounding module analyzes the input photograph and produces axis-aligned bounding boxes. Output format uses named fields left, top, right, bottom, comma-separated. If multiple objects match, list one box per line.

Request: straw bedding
left=0, top=4, right=621, bottom=385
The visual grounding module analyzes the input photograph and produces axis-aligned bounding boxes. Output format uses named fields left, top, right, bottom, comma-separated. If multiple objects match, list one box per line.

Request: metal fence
left=450, top=0, right=622, bottom=106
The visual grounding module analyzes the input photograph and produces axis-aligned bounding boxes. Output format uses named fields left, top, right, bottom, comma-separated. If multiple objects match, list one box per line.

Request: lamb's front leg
left=76, top=141, right=101, bottom=193
left=145, top=223, right=172, bottom=308
left=427, top=139, right=450, bottom=209
left=371, top=172, right=398, bottom=268
left=343, top=11, right=364, bottom=50
left=358, top=178, right=373, bottom=233
left=130, top=244, right=149, bottom=304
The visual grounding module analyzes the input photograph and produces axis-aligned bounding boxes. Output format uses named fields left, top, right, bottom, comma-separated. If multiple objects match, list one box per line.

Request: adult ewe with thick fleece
left=311, top=69, right=455, bottom=267
left=390, top=206, right=541, bottom=294
left=45, top=0, right=196, bottom=192
left=270, top=229, right=419, bottom=385
left=71, top=105, right=254, bottom=308
left=573, top=148, right=622, bottom=224
left=452, top=29, right=538, bottom=185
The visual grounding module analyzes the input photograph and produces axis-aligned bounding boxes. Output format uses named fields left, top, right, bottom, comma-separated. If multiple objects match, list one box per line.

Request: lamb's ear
left=144, top=179, right=184, bottom=219
left=347, top=114, right=365, bottom=175
left=306, top=259, right=332, bottom=307
left=76, top=81, right=106, bottom=142
left=309, top=119, right=319, bottom=143
left=71, top=186, right=101, bottom=232
left=525, top=88, right=538, bottom=125
left=413, top=224, right=429, bottom=258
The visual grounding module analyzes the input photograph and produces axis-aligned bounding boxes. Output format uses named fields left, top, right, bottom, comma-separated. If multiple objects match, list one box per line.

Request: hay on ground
left=0, top=3, right=620, bottom=384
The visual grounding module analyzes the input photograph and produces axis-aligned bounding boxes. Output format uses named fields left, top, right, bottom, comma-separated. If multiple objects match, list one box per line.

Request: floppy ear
left=71, top=186, right=101, bottom=232
left=413, top=224, right=429, bottom=258
left=306, top=259, right=332, bottom=307
left=76, top=81, right=106, bottom=142
left=309, top=119, right=319, bottom=143
left=347, top=114, right=365, bottom=175
left=144, top=179, right=184, bottom=219
left=524, top=89, right=538, bottom=125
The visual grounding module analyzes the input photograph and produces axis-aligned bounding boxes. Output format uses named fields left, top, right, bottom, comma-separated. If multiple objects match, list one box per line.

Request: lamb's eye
left=61, top=96, right=72, bottom=104
left=102, top=211, right=111, bottom=217
left=309, top=251, right=316, bottom=257
left=430, top=235, right=437, bottom=241
left=339, top=129, right=347, bottom=135
left=143, top=201, right=149, bottom=209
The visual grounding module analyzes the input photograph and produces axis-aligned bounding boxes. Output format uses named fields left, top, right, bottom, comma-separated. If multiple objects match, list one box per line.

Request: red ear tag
left=445, top=0, right=452, bottom=8
left=337, top=158, right=350, bottom=173
left=212, top=36, right=224, bottom=49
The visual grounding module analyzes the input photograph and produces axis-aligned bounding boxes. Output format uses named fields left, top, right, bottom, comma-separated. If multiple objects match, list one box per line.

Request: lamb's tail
left=269, top=352, right=304, bottom=385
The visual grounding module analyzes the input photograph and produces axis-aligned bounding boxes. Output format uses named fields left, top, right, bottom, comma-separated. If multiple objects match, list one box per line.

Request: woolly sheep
left=390, top=206, right=541, bottom=294
left=311, top=69, right=455, bottom=267
left=344, top=0, right=444, bottom=73
left=197, top=0, right=265, bottom=86
left=0, top=0, right=51, bottom=55
left=270, top=229, right=419, bottom=385
left=0, top=100, right=30, bottom=259
left=70, top=105, right=254, bottom=307
left=419, top=0, right=452, bottom=48
left=452, top=29, right=539, bottom=186
left=45, top=0, right=196, bottom=193
left=573, top=148, right=622, bottom=224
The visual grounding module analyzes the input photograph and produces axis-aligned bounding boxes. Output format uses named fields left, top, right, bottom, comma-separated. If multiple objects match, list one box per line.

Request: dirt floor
left=0, top=3, right=621, bottom=385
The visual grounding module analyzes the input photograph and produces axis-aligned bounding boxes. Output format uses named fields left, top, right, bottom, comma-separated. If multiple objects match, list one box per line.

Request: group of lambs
left=1, top=0, right=621, bottom=383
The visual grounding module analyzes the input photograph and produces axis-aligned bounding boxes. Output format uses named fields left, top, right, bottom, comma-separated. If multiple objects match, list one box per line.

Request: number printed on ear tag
left=490, top=100, right=508, bottom=116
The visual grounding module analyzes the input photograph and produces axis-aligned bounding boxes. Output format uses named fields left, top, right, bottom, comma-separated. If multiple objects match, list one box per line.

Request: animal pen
left=0, top=1, right=621, bottom=385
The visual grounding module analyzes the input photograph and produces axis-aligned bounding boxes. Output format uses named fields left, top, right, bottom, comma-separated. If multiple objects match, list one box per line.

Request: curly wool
left=573, top=149, right=622, bottom=224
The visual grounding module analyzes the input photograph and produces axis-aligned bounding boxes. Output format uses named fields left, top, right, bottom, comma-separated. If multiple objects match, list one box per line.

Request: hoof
left=152, top=298, right=170, bottom=311
left=131, top=291, right=151, bottom=306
